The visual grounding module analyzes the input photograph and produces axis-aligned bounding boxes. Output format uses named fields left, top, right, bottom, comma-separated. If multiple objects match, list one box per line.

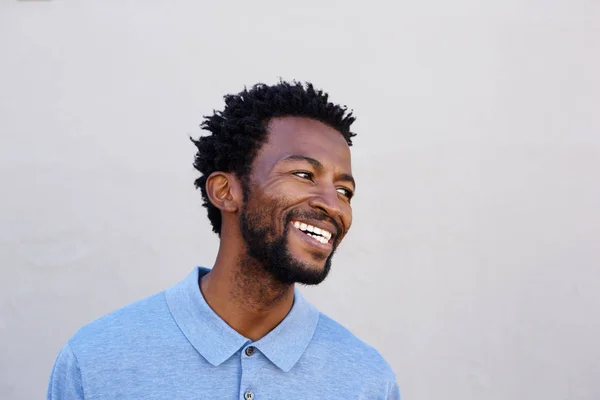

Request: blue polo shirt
left=47, top=267, right=400, bottom=399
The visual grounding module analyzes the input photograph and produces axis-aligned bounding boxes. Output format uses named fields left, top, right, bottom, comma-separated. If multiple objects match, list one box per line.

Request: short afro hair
left=191, top=80, right=357, bottom=236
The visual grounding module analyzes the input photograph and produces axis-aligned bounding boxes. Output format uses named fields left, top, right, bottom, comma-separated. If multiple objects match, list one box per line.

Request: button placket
left=240, top=344, right=259, bottom=400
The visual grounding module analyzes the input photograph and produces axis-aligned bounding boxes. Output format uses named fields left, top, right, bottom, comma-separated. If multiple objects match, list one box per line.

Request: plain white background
left=1, top=1, right=599, bottom=399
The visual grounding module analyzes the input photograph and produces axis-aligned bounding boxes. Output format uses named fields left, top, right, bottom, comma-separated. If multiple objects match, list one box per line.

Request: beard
left=239, top=194, right=339, bottom=286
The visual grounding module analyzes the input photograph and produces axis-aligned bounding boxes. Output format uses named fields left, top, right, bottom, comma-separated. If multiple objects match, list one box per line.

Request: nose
left=308, top=185, right=341, bottom=220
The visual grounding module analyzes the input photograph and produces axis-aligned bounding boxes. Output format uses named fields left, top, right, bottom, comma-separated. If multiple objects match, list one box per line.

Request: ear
left=205, top=171, right=242, bottom=214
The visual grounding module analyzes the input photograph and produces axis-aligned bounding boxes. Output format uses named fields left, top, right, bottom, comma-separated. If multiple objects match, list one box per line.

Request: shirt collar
left=165, top=267, right=320, bottom=372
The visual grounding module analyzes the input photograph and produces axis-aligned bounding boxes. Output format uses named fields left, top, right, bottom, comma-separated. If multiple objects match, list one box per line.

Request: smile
left=291, top=220, right=333, bottom=245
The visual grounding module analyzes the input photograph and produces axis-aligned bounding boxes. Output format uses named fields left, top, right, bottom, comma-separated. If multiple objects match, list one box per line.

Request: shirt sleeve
left=386, top=380, right=401, bottom=400
left=47, top=343, right=85, bottom=400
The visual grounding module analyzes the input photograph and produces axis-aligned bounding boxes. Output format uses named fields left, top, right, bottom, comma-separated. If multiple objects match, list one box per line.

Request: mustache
left=286, top=209, right=341, bottom=237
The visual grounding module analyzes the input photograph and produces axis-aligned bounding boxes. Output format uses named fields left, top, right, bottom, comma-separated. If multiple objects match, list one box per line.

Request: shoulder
left=67, top=291, right=172, bottom=355
left=48, top=292, right=174, bottom=398
left=312, top=311, right=397, bottom=381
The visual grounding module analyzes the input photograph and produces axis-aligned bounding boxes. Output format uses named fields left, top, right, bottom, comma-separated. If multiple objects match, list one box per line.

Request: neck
left=199, top=236, right=295, bottom=342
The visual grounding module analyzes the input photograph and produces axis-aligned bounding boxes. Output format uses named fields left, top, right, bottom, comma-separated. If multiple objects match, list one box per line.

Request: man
left=47, top=81, right=400, bottom=399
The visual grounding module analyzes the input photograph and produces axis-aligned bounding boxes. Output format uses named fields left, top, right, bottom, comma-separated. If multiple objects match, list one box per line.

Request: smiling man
left=47, top=81, right=400, bottom=399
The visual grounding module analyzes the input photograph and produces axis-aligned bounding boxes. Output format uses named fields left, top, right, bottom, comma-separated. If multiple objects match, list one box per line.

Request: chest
left=82, top=350, right=387, bottom=400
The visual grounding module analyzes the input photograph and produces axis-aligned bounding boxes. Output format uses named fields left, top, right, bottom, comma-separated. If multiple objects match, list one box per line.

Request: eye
left=292, top=171, right=313, bottom=180
left=337, top=187, right=354, bottom=200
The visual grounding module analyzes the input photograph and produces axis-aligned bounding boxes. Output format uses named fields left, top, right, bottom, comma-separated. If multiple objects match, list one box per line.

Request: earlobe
left=205, top=172, right=241, bottom=213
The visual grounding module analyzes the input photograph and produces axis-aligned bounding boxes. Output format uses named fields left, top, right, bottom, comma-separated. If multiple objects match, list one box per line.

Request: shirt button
left=245, top=346, right=256, bottom=356
left=244, top=391, right=254, bottom=400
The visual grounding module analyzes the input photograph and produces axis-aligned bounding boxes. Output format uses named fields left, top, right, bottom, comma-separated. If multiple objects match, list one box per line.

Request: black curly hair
left=191, top=80, right=357, bottom=236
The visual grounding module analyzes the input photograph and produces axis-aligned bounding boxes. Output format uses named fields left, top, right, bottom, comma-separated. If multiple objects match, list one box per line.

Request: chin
left=277, top=258, right=332, bottom=286
left=290, top=251, right=327, bottom=270
left=294, top=262, right=327, bottom=277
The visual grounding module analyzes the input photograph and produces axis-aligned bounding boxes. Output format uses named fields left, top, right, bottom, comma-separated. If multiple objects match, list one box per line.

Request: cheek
left=250, top=188, right=297, bottom=225
left=344, top=218, right=352, bottom=232
left=245, top=195, right=276, bottom=222
left=342, top=206, right=353, bottom=232
left=263, top=182, right=305, bottom=207
left=278, top=181, right=307, bottom=198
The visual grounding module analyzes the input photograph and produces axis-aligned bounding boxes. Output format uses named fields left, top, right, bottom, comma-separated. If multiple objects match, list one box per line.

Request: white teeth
left=307, top=233, right=328, bottom=244
left=292, top=221, right=332, bottom=243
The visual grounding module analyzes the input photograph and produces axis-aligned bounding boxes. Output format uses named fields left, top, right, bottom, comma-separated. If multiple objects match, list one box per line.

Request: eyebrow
left=277, top=155, right=356, bottom=189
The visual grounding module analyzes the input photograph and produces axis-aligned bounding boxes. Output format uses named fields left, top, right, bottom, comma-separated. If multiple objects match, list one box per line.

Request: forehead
left=253, top=116, right=352, bottom=173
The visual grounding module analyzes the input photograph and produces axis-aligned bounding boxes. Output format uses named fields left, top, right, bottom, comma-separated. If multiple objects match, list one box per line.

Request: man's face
left=239, top=116, right=354, bottom=285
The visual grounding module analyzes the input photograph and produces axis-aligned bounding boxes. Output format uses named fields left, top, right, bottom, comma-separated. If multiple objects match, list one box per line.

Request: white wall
left=1, top=1, right=599, bottom=399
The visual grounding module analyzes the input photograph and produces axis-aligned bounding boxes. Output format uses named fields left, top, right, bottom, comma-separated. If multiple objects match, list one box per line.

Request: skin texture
left=200, top=116, right=354, bottom=341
